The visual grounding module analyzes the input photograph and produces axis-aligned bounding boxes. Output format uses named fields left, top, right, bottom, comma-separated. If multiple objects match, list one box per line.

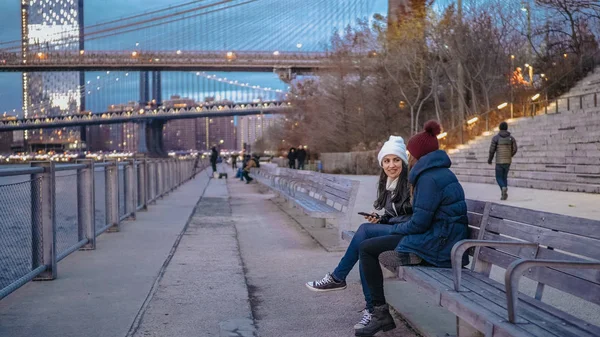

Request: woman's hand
left=364, top=213, right=380, bottom=224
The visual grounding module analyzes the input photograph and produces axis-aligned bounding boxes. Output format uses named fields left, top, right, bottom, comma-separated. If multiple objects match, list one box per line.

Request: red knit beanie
left=407, top=120, right=442, bottom=160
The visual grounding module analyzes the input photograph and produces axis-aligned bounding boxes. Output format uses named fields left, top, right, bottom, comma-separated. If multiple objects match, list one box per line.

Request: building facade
left=21, top=0, right=84, bottom=147
left=237, top=114, right=282, bottom=153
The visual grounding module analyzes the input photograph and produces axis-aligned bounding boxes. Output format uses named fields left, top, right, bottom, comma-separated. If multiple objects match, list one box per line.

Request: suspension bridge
left=0, top=0, right=375, bottom=155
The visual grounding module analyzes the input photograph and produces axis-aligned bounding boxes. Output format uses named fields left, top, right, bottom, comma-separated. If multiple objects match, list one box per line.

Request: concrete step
left=453, top=149, right=600, bottom=159
left=462, top=142, right=600, bottom=153
left=455, top=174, right=600, bottom=194
left=451, top=156, right=600, bottom=166
left=451, top=162, right=600, bottom=174
left=452, top=167, right=600, bottom=185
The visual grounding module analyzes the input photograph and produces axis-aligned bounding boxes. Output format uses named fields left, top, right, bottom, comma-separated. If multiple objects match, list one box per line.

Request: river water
left=0, top=165, right=126, bottom=290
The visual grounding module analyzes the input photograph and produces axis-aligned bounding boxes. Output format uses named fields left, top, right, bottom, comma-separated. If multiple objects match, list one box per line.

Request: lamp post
left=510, top=55, right=515, bottom=118
left=522, top=1, right=533, bottom=85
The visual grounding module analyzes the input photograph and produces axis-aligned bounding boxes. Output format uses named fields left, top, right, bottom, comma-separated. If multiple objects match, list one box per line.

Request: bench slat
left=430, top=268, right=598, bottom=337
left=486, top=217, right=600, bottom=261
left=478, top=248, right=600, bottom=305
left=401, top=267, right=534, bottom=337
left=420, top=268, right=567, bottom=337
left=482, top=232, right=600, bottom=284
left=466, top=199, right=487, bottom=215
left=467, top=270, right=600, bottom=337
left=488, top=203, right=600, bottom=240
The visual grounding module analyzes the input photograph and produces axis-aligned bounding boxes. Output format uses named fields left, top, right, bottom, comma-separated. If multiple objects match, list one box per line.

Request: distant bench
left=343, top=199, right=600, bottom=337
left=251, top=166, right=359, bottom=233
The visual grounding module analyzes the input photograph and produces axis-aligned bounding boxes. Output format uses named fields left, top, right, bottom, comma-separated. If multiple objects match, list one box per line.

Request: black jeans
left=495, top=164, right=510, bottom=189
left=211, top=162, right=217, bottom=173
left=242, top=170, right=253, bottom=182
left=359, top=234, right=403, bottom=307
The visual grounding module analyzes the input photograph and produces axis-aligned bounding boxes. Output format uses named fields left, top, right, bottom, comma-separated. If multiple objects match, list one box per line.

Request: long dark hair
left=373, top=161, right=411, bottom=214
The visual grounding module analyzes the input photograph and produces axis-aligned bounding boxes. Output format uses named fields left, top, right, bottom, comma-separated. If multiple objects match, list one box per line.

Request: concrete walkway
left=0, top=167, right=418, bottom=337
left=227, top=173, right=417, bottom=337
left=0, top=172, right=212, bottom=337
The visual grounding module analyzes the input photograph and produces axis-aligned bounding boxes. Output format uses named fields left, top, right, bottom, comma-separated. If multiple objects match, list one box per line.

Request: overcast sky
left=0, top=0, right=387, bottom=114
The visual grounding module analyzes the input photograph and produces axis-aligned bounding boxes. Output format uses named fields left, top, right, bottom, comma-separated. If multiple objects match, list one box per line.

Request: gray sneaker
left=305, top=273, right=347, bottom=292
left=354, top=309, right=372, bottom=330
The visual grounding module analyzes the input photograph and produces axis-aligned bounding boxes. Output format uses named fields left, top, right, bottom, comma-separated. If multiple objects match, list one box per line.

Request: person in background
left=306, top=136, right=413, bottom=331
left=296, top=146, right=307, bottom=170
left=242, top=155, right=257, bottom=184
left=210, top=147, right=219, bottom=173
left=488, top=121, right=518, bottom=200
left=231, top=153, right=238, bottom=170
left=355, top=121, right=469, bottom=337
left=287, top=147, right=297, bottom=169
left=239, top=154, right=251, bottom=181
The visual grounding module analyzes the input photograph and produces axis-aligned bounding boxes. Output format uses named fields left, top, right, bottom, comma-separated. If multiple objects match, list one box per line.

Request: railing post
left=105, top=161, right=120, bottom=232
left=567, top=97, right=570, bottom=111
left=595, top=93, right=598, bottom=107
left=556, top=98, right=559, bottom=114
left=124, top=160, right=136, bottom=220
left=77, top=159, right=95, bottom=250
left=157, top=160, right=164, bottom=197
left=544, top=93, right=548, bottom=114
left=138, top=159, right=148, bottom=210
left=31, top=161, right=57, bottom=280
left=580, top=95, right=583, bottom=110
left=149, top=160, right=156, bottom=202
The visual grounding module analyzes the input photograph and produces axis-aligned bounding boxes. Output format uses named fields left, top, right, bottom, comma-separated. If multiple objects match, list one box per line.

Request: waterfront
left=0, top=165, right=125, bottom=289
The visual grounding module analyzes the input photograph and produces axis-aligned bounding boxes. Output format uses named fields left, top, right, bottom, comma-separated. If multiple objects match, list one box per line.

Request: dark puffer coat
left=390, top=150, right=469, bottom=267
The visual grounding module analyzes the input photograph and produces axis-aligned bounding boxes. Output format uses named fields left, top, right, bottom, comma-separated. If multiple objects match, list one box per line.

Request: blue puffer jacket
left=390, top=150, right=469, bottom=267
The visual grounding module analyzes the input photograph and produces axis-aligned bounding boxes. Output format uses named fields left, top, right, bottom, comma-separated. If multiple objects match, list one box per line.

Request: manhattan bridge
left=0, top=0, right=377, bottom=155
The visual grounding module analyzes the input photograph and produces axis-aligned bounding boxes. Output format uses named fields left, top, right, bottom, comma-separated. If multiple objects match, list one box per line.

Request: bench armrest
left=505, top=259, right=600, bottom=323
left=451, top=240, right=539, bottom=291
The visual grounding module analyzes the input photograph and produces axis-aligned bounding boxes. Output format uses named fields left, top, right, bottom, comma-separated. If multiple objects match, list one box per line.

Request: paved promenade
left=2, top=165, right=598, bottom=337
left=0, top=168, right=416, bottom=337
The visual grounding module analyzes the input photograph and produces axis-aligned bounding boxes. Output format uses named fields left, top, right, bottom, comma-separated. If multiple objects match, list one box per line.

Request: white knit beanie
left=377, top=136, right=408, bottom=167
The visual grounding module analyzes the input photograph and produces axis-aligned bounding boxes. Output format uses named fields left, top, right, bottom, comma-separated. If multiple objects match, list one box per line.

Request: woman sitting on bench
left=305, top=135, right=413, bottom=331
left=355, top=121, right=469, bottom=337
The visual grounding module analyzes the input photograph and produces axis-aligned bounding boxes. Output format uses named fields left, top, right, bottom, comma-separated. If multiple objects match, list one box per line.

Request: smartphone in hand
left=358, top=212, right=380, bottom=218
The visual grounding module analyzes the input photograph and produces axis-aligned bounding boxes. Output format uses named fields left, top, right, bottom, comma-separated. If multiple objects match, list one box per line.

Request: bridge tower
left=21, top=0, right=86, bottom=148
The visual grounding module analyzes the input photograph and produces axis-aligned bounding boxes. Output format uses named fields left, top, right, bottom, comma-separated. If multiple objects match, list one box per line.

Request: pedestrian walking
left=287, top=147, right=297, bottom=169
left=296, top=146, right=307, bottom=170
left=210, top=147, right=219, bottom=174
left=488, top=122, right=518, bottom=200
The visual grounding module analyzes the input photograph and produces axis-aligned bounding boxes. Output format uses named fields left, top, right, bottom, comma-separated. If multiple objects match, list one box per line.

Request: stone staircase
left=450, top=69, right=600, bottom=193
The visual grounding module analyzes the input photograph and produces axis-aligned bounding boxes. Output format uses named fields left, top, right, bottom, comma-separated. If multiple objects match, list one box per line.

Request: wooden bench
left=343, top=199, right=600, bottom=337
left=251, top=166, right=360, bottom=232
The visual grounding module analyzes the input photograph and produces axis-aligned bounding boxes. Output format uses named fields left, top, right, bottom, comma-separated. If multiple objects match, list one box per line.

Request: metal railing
left=0, top=157, right=207, bottom=300
left=439, top=88, right=600, bottom=150
left=439, top=50, right=600, bottom=149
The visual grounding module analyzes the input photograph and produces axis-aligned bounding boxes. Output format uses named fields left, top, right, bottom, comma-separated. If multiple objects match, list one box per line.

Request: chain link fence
left=54, top=172, right=79, bottom=257
left=0, top=177, right=42, bottom=290
left=0, top=158, right=203, bottom=301
left=94, top=168, right=107, bottom=234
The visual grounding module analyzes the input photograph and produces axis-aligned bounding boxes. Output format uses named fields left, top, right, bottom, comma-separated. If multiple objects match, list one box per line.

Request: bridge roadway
left=0, top=50, right=329, bottom=73
left=0, top=101, right=291, bottom=131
